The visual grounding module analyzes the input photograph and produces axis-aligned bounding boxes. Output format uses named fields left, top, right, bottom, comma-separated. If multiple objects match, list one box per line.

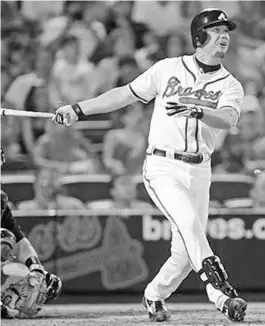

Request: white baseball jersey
left=128, top=54, right=244, bottom=155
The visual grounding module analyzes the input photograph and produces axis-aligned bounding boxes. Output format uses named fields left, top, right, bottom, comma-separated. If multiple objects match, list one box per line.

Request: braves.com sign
left=142, top=215, right=265, bottom=241
left=14, top=210, right=265, bottom=292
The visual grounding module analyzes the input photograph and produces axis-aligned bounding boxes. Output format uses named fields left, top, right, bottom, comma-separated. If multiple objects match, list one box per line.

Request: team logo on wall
left=28, top=215, right=148, bottom=289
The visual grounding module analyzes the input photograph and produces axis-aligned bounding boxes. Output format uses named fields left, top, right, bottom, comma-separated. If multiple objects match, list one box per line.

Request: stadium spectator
left=87, top=175, right=153, bottom=210
left=233, top=2, right=265, bottom=40
left=246, top=136, right=265, bottom=172
left=33, top=120, right=101, bottom=174
left=106, top=1, right=143, bottom=47
left=134, top=28, right=163, bottom=71
left=102, top=102, right=146, bottom=176
left=20, top=84, right=53, bottom=158
left=58, top=1, right=105, bottom=61
left=20, top=0, right=64, bottom=22
left=115, top=55, right=141, bottom=87
left=238, top=95, right=265, bottom=173
left=93, top=14, right=136, bottom=94
left=96, top=37, right=135, bottom=92
left=224, top=172, right=265, bottom=209
left=1, top=119, right=22, bottom=163
left=212, top=130, right=246, bottom=174
left=200, top=1, right=239, bottom=19
left=164, top=31, right=187, bottom=58
left=244, top=80, right=262, bottom=97
left=5, top=47, right=54, bottom=111
left=131, top=1, right=184, bottom=37
left=1, top=1, right=20, bottom=26
left=17, top=168, right=85, bottom=210
left=50, top=35, right=96, bottom=105
left=1, top=66, right=13, bottom=101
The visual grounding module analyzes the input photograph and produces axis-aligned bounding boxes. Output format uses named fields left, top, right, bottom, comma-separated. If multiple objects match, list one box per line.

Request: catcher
left=1, top=148, right=62, bottom=318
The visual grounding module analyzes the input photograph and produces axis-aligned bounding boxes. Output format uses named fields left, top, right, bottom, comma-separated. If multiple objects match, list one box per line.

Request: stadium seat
left=1, top=174, right=35, bottom=204
left=210, top=174, right=254, bottom=203
left=60, top=174, right=111, bottom=203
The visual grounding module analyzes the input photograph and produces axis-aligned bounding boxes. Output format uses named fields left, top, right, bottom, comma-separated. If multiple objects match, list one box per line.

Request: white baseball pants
left=143, top=154, right=229, bottom=310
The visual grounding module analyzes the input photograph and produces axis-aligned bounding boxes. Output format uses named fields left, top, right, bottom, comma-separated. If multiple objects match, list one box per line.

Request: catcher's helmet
left=191, top=8, right=237, bottom=48
left=0, top=148, right=5, bottom=166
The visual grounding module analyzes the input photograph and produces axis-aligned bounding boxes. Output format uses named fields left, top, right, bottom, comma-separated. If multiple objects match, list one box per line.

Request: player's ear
left=194, top=36, right=201, bottom=48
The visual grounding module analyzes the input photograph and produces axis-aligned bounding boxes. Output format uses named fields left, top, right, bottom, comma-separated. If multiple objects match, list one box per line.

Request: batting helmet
left=190, top=8, right=237, bottom=48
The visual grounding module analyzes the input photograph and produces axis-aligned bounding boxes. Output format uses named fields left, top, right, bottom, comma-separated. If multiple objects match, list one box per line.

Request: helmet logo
left=218, top=13, right=227, bottom=20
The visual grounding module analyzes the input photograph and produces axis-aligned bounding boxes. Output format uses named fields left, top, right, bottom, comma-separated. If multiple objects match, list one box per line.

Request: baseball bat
left=0, top=108, right=54, bottom=119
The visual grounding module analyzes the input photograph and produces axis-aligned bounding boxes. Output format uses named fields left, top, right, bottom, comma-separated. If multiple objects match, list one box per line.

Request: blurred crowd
left=1, top=1, right=265, bottom=210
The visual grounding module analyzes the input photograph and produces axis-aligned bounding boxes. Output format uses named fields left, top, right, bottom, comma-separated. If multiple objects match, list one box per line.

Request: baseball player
left=1, top=149, right=62, bottom=318
left=53, top=8, right=247, bottom=322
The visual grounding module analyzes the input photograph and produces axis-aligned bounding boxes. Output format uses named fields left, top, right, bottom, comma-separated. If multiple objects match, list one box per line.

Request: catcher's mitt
left=1, top=271, right=48, bottom=317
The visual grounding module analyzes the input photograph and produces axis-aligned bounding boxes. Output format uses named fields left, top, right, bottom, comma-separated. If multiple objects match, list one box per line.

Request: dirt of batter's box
left=1, top=303, right=265, bottom=326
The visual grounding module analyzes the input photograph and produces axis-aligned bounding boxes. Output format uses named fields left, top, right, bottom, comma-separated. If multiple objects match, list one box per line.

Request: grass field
left=2, top=302, right=265, bottom=326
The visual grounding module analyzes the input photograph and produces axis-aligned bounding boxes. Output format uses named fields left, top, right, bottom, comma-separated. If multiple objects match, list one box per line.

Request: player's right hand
left=53, top=105, right=78, bottom=127
left=165, top=102, right=188, bottom=117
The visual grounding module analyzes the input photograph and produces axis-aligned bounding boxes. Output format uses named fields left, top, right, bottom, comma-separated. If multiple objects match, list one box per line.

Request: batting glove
left=166, top=102, right=204, bottom=119
left=53, top=103, right=84, bottom=126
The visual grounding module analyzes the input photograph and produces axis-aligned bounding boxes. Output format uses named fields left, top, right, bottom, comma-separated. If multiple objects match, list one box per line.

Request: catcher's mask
left=190, top=8, right=237, bottom=48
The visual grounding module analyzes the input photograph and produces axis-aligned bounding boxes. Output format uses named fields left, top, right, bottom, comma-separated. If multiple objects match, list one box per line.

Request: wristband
left=190, top=106, right=204, bottom=120
left=25, top=256, right=45, bottom=274
left=71, top=103, right=85, bottom=119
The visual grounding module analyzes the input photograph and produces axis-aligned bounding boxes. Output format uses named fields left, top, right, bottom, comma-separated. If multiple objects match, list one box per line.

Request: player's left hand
left=166, top=102, right=204, bottom=119
left=53, top=105, right=78, bottom=126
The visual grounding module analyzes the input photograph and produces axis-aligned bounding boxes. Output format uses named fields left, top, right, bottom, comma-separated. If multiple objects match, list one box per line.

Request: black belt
left=152, top=148, right=203, bottom=164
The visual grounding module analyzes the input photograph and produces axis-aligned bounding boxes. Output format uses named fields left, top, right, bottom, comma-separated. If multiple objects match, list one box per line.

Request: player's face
left=64, top=41, right=79, bottom=62
left=204, top=25, right=230, bottom=58
left=35, top=169, right=60, bottom=199
left=36, top=51, right=53, bottom=75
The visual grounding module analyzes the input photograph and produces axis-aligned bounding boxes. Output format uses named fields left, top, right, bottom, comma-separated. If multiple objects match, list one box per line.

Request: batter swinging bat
left=0, top=108, right=53, bottom=119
